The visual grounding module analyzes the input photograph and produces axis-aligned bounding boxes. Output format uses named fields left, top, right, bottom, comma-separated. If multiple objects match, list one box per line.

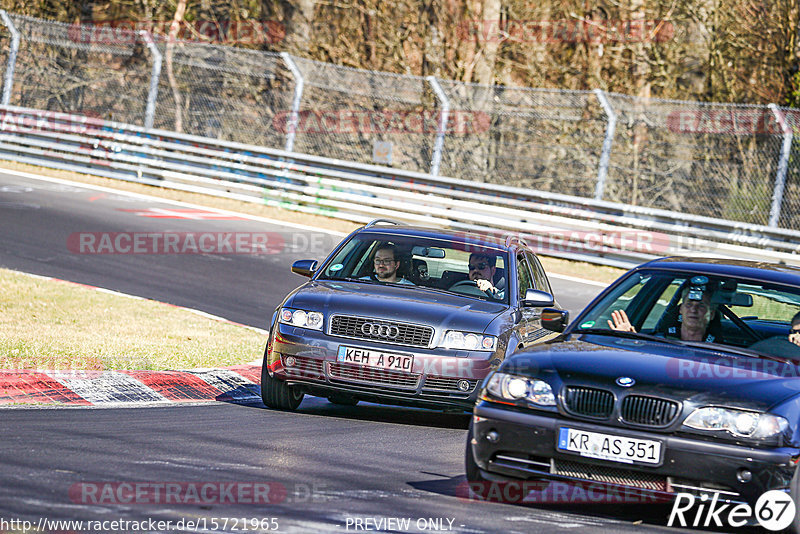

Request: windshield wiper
left=677, top=341, right=795, bottom=365
left=577, top=328, right=796, bottom=365
left=323, top=277, right=419, bottom=289
left=575, top=328, right=685, bottom=346
left=319, top=276, right=375, bottom=284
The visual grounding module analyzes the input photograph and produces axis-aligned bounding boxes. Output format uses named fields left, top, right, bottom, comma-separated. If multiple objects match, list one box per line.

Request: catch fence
left=0, top=11, right=797, bottom=232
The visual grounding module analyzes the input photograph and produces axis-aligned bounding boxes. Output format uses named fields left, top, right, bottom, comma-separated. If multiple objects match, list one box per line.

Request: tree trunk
left=281, top=0, right=316, bottom=55
left=473, top=0, right=501, bottom=85
left=165, top=0, right=187, bottom=132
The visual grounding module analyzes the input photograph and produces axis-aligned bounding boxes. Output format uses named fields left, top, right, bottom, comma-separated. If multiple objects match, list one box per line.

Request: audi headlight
left=683, top=407, right=788, bottom=439
left=279, top=308, right=324, bottom=330
left=482, top=372, right=555, bottom=406
left=441, top=330, right=497, bottom=351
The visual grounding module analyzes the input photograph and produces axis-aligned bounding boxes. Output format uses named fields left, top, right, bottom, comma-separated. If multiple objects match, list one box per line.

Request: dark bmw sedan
left=261, top=220, right=563, bottom=412
left=467, top=257, right=800, bottom=530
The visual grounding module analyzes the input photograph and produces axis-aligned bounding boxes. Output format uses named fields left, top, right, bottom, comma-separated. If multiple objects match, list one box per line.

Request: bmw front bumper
left=470, top=401, right=799, bottom=504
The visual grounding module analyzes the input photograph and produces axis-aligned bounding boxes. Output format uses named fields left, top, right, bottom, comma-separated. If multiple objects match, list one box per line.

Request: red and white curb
left=0, top=364, right=263, bottom=406
left=3, top=270, right=266, bottom=406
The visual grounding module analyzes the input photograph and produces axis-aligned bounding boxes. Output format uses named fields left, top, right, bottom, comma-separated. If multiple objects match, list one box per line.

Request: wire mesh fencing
left=151, top=41, right=292, bottom=150
left=290, top=57, right=437, bottom=174
left=0, top=11, right=797, bottom=230
left=6, top=14, right=154, bottom=125
left=604, top=95, right=784, bottom=226
left=775, top=106, right=800, bottom=231
left=435, top=82, right=607, bottom=197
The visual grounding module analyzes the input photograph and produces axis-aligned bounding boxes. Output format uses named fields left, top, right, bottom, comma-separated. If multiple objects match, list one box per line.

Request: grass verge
left=0, top=268, right=265, bottom=371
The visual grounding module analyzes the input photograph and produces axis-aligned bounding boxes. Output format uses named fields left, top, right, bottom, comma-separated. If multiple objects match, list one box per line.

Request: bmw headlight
left=482, top=372, right=556, bottom=406
left=279, top=308, right=324, bottom=330
left=683, top=407, right=788, bottom=439
left=441, top=330, right=497, bottom=351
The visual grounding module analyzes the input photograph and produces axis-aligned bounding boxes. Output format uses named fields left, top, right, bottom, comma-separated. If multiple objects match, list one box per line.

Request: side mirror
left=522, top=289, right=555, bottom=308
left=291, top=259, right=318, bottom=278
left=541, top=308, right=569, bottom=333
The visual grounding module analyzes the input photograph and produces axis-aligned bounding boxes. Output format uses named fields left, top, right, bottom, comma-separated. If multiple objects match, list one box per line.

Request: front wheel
left=260, top=364, right=304, bottom=410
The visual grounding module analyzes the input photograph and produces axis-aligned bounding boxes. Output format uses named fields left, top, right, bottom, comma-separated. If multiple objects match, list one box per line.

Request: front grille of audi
left=328, top=315, right=433, bottom=347
left=327, top=361, right=420, bottom=390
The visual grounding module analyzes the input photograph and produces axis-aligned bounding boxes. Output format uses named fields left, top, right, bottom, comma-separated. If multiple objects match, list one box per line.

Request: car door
left=515, top=253, right=543, bottom=347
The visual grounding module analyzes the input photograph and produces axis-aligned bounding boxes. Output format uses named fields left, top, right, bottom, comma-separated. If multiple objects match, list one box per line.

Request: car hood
left=284, top=280, right=508, bottom=333
left=507, top=334, right=800, bottom=410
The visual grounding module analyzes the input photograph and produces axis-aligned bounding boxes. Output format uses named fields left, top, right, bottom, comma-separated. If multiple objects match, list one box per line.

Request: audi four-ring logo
left=361, top=322, right=400, bottom=339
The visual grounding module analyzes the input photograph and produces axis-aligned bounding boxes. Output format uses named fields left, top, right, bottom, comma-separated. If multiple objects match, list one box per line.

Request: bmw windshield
left=573, top=269, right=800, bottom=360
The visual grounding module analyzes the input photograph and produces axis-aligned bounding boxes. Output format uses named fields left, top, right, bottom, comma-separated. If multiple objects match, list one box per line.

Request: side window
left=516, top=254, right=533, bottom=299
left=527, top=252, right=552, bottom=293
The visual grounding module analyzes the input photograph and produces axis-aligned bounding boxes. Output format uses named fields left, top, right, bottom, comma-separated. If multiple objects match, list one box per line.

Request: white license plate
left=557, top=427, right=662, bottom=465
left=336, top=346, right=413, bottom=372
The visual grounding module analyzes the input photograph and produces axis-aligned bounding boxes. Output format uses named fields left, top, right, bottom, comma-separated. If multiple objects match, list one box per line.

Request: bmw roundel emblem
left=616, top=377, right=635, bottom=387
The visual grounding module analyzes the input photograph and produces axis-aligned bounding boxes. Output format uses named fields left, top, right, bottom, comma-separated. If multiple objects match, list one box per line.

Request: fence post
left=280, top=52, right=304, bottom=154
left=427, top=76, right=449, bottom=177
left=593, top=89, right=617, bottom=201
left=0, top=11, right=20, bottom=106
left=139, top=30, right=162, bottom=130
left=768, top=104, right=792, bottom=228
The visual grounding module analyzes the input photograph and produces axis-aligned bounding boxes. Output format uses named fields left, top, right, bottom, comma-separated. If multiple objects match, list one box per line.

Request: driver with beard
left=361, top=243, right=415, bottom=285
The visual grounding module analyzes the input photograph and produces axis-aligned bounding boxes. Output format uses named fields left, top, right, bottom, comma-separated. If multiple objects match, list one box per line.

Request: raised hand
left=608, top=309, right=636, bottom=332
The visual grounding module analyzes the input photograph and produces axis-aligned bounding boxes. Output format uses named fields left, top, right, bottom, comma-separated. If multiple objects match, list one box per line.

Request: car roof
left=355, top=223, right=520, bottom=252
left=635, top=257, right=800, bottom=285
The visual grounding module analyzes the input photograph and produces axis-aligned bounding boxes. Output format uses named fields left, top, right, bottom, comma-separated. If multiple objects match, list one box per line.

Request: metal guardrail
left=0, top=12, right=798, bottom=231
left=0, top=104, right=798, bottom=268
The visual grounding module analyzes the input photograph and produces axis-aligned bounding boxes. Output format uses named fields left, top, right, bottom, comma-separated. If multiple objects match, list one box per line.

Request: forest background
left=4, top=0, right=800, bottom=107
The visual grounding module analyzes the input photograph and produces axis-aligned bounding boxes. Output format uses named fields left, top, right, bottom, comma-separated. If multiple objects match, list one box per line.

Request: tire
left=260, top=361, right=304, bottom=410
left=327, top=394, right=359, bottom=406
left=465, top=422, right=486, bottom=483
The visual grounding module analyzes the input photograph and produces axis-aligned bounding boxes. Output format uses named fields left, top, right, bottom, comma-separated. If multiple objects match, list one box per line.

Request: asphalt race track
left=0, top=170, right=734, bottom=534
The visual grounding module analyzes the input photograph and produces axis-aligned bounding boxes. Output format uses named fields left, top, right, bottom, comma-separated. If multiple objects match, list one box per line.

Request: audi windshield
left=317, top=234, right=510, bottom=304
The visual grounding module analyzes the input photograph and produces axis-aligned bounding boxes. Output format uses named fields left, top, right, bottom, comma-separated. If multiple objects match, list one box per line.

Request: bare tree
left=165, top=0, right=187, bottom=132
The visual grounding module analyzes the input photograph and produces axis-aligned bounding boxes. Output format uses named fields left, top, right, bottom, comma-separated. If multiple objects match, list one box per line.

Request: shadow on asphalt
left=408, top=475, right=763, bottom=533
left=253, top=395, right=472, bottom=429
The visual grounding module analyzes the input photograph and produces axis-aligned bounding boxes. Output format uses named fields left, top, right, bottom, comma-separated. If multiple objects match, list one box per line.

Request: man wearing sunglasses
left=467, top=252, right=505, bottom=299
left=791, top=311, right=800, bottom=347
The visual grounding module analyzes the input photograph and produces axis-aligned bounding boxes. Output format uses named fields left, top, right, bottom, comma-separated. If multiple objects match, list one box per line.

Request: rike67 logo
left=668, top=491, right=796, bottom=531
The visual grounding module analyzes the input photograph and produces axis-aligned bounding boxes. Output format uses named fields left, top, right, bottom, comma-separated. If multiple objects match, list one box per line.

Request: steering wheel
left=718, top=305, right=763, bottom=344
left=449, top=279, right=495, bottom=298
